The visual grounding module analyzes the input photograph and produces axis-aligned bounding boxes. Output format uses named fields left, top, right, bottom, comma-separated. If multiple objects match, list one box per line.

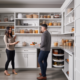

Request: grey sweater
left=40, top=30, right=51, bottom=51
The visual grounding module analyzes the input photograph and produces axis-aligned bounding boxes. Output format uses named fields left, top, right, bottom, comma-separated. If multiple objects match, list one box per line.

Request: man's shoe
left=39, top=73, right=42, bottom=76
left=37, top=76, right=46, bottom=80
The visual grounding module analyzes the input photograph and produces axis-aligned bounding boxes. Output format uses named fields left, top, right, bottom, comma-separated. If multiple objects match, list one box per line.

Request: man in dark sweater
left=37, top=24, right=51, bottom=80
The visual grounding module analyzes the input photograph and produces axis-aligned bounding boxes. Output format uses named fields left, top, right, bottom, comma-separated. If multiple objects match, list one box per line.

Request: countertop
left=0, top=45, right=74, bottom=55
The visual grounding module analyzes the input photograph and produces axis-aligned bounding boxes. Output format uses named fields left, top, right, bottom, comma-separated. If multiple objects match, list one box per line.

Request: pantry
left=0, top=0, right=80, bottom=80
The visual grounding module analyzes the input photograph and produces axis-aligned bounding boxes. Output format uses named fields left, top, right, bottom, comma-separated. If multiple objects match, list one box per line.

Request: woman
left=4, top=26, right=19, bottom=76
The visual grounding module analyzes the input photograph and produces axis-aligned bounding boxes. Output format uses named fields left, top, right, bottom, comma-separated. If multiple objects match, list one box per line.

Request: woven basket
left=33, top=14, right=38, bottom=18
left=26, top=15, right=33, bottom=18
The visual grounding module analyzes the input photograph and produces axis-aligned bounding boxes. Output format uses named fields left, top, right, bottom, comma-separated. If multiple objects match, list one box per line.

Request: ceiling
left=0, top=0, right=65, bottom=4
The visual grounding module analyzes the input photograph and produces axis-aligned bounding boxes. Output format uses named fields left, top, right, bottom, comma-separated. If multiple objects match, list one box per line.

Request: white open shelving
left=66, top=21, right=74, bottom=26
left=14, top=12, right=62, bottom=35
left=63, top=0, right=74, bottom=35
left=53, top=54, right=64, bottom=56
left=53, top=59, right=64, bottom=62
left=53, top=65, right=64, bottom=68
left=66, top=9, right=74, bottom=17
left=0, top=22, right=14, bottom=24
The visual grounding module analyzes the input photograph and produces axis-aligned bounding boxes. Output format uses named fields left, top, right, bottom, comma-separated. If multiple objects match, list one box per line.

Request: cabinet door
left=15, top=53, right=27, bottom=68
left=47, top=52, right=51, bottom=68
left=69, top=55, right=73, bottom=80
left=75, top=0, right=80, bottom=8
left=74, top=0, right=80, bottom=80
left=0, top=53, right=7, bottom=68
left=27, top=53, right=37, bottom=68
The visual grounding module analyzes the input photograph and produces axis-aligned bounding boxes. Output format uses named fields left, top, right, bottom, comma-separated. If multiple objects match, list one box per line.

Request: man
left=37, top=24, right=51, bottom=80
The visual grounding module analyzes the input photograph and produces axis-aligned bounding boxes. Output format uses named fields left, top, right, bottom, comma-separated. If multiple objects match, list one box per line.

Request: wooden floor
left=0, top=69, right=68, bottom=80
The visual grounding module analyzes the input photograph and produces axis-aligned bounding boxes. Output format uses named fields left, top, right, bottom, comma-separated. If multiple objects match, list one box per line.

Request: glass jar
left=4, top=16, right=8, bottom=22
left=9, top=15, right=14, bottom=22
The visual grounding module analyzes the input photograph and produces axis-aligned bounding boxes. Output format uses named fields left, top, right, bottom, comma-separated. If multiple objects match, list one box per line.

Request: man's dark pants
left=38, top=50, right=50, bottom=77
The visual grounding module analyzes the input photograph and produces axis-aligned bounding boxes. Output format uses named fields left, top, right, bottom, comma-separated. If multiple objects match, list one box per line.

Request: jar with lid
left=42, top=21, right=46, bottom=24
left=51, top=14, right=54, bottom=18
left=4, top=16, right=8, bottom=22
left=47, top=15, right=51, bottom=18
left=54, top=14, right=60, bottom=18
left=40, top=15, right=43, bottom=18
left=54, top=42, right=58, bottom=46
left=49, top=22, right=52, bottom=26
left=44, top=15, right=47, bottom=18
left=57, top=22, right=61, bottom=26
left=54, top=50, right=58, bottom=54
left=53, top=22, right=58, bottom=26
left=9, top=15, right=14, bottom=22
left=71, top=27, right=74, bottom=32
left=68, top=40, right=73, bottom=47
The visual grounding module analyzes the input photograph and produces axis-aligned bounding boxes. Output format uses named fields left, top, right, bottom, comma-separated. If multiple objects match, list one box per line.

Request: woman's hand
left=14, top=36, right=16, bottom=40
left=13, top=41, right=20, bottom=45
left=38, top=44, right=40, bottom=47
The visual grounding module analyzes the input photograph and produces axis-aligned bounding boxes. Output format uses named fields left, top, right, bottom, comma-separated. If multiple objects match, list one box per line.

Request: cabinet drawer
left=0, top=48, right=5, bottom=52
left=75, top=5, right=80, bottom=20
left=15, top=48, right=36, bottom=53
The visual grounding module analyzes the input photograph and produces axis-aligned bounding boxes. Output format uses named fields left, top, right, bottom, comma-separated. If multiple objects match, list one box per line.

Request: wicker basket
left=26, top=15, right=33, bottom=18
left=33, top=14, right=38, bottom=18
left=67, top=8, right=73, bottom=13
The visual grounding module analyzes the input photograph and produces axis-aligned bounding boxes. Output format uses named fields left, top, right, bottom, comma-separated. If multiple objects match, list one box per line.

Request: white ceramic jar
left=18, top=13, right=22, bottom=18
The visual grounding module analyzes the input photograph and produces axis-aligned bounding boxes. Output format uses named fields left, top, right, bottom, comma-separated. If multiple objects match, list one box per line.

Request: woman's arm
left=4, top=35, right=17, bottom=46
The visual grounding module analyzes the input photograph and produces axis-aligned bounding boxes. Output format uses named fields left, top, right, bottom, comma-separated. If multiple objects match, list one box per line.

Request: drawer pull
left=24, top=50, right=28, bottom=51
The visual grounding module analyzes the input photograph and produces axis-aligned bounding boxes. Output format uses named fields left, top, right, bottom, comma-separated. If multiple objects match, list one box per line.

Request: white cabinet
left=15, top=48, right=37, bottom=68
left=75, top=0, right=80, bottom=8
left=0, top=53, right=7, bottom=68
left=27, top=53, right=37, bottom=68
left=15, top=53, right=27, bottom=68
left=69, top=54, right=73, bottom=80
left=62, top=52, right=73, bottom=80
left=74, top=0, right=80, bottom=80
left=47, top=52, right=52, bottom=68
left=75, top=6, right=80, bottom=20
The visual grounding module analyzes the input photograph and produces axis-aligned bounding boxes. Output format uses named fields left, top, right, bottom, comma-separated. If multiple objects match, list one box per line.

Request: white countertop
left=0, top=45, right=74, bottom=55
